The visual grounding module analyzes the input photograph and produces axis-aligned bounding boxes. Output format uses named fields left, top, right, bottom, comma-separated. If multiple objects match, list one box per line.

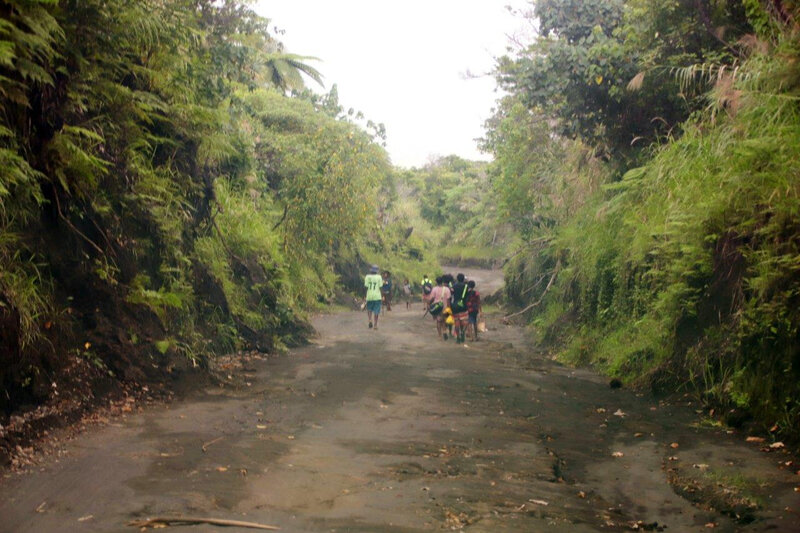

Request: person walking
left=428, top=277, right=451, bottom=340
left=450, top=273, right=470, bottom=343
left=364, top=264, right=383, bottom=329
left=421, top=274, right=433, bottom=311
left=381, top=270, right=393, bottom=312
left=402, top=278, right=412, bottom=309
left=466, top=280, right=482, bottom=341
left=440, top=273, right=455, bottom=337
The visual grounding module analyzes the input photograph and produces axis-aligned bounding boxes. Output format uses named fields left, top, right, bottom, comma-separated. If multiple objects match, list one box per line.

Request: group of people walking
left=421, top=272, right=482, bottom=343
left=363, top=264, right=483, bottom=343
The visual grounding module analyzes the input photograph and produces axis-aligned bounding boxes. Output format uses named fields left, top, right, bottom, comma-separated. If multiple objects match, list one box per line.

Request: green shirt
left=365, top=274, right=383, bottom=301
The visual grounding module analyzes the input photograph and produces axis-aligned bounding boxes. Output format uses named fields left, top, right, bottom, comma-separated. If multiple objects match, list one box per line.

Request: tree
left=262, top=51, right=323, bottom=93
left=496, top=0, right=752, bottom=156
left=194, top=0, right=323, bottom=94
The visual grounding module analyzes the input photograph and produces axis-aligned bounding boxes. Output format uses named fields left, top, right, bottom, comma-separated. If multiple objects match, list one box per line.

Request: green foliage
left=125, top=273, right=188, bottom=323
left=0, top=246, right=51, bottom=352
left=232, top=86, right=397, bottom=308
left=396, top=155, right=510, bottom=267
left=0, top=0, right=416, bottom=416
left=496, top=0, right=751, bottom=154
left=490, top=3, right=800, bottom=438
left=239, top=88, right=388, bottom=254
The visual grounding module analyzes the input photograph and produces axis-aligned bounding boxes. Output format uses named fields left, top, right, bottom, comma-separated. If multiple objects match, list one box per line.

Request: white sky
left=254, top=1, right=530, bottom=168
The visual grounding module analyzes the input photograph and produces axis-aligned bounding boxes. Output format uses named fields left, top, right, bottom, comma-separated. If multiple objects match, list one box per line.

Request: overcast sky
left=254, top=1, right=530, bottom=168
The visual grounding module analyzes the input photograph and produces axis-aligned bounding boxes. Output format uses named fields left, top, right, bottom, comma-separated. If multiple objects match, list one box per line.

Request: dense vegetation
left=393, top=155, right=511, bottom=268
left=2, top=0, right=798, bottom=458
left=486, top=0, right=800, bottom=438
left=0, top=0, right=439, bottom=441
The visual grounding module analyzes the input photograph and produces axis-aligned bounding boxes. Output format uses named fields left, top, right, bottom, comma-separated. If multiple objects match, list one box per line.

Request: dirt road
left=1, top=268, right=798, bottom=532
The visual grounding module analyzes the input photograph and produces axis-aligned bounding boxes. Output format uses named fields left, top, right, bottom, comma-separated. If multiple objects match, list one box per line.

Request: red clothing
left=453, top=311, right=469, bottom=323
left=466, top=290, right=481, bottom=314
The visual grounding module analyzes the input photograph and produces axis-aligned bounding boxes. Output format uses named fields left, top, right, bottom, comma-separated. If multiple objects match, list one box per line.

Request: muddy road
left=1, top=268, right=798, bottom=532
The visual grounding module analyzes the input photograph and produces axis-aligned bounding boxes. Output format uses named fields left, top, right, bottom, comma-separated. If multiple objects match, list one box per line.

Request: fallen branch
left=520, top=272, right=550, bottom=296
left=128, top=516, right=279, bottom=530
left=201, top=436, right=224, bottom=453
left=500, top=237, right=552, bottom=268
left=503, top=258, right=561, bottom=322
left=52, top=185, right=105, bottom=257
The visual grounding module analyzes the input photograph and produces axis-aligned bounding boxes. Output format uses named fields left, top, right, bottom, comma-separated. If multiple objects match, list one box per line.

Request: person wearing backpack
left=450, top=273, right=470, bottom=343
left=428, top=277, right=451, bottom=340
left=421, top=274, right=433, bottom=311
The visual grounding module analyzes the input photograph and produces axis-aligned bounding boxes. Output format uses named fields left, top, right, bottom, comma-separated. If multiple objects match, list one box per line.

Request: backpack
left=451, top=283, right=468, bottom=312
left=422, top=280, right=433, bottom=295
left=428, top=300, right=443, bottom=316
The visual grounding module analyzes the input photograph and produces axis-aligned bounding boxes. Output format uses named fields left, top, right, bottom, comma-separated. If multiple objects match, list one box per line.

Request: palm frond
left=262, top=52, right=324, bottom=91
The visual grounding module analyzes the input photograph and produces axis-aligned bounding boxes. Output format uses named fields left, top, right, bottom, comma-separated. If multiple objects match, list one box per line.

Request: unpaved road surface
left=1, top=268, right=798, bottom=532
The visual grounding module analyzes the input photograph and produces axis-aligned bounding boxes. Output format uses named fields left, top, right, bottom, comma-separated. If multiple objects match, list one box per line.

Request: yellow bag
left=445, top=315, right=455, bottom=325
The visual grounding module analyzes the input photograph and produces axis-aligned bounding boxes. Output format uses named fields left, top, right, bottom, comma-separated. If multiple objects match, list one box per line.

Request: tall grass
left=525, top=36, right=800, bottom=436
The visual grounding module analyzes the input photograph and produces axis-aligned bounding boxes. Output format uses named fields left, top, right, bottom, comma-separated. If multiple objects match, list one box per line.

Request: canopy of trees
left=394, top=156, right=510, bottom=267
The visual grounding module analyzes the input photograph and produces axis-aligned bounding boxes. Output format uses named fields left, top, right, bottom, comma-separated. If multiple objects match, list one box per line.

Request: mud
left=1, top=268, right=798, bottom=532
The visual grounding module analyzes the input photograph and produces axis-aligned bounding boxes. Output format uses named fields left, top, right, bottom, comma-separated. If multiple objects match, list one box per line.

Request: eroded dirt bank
left=0, top=268, right=798, bottom=532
